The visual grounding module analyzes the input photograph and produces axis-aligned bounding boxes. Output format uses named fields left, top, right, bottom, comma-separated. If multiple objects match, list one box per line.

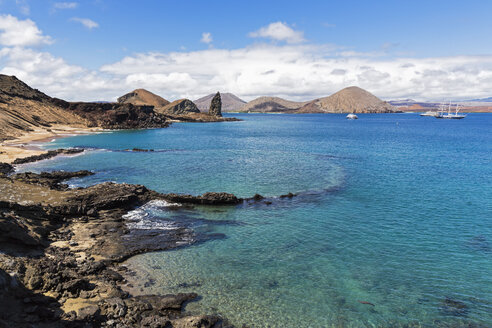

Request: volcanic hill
left=299, top=86, right=395, bottom=113
left=238, top=97, right=309, bottom=113
left=117, top=89, right=170, bottom=108
left=194, top=93, right=246, bottom=112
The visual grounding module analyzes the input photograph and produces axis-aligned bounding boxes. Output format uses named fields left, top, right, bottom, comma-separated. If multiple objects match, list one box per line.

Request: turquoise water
left=23, top=114, right=492, bottom=327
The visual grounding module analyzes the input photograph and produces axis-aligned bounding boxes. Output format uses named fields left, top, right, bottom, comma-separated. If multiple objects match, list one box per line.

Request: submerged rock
left=209, top=92, right=222, bottom=117
left=279, top=192, right=296, bottom=198
left=439, top=297, right=469, bottom=317
left=467, top=235, right=491, bottom=253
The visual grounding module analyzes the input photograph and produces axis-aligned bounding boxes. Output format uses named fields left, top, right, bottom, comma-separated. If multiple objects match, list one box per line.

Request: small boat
left=436, top=103, right=466, bottom=119
left=346, top=113, right=358, bottom=119
left=420, top=111, right=440, bottom=117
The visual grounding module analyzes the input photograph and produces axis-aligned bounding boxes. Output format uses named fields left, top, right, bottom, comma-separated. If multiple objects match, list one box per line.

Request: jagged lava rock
left=157, top=99, right=200, bottom=115
left=209, top=92, right=222, bottom=117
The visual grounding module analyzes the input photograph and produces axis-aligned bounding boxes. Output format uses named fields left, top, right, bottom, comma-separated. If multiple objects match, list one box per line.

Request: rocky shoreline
left=0, top=163, right=246, bottom=327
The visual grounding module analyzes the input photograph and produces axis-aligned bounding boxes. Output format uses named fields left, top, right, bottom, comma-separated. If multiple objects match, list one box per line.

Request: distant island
left=195, top=86, right=397, bottom=114
left=389, top=99, right=492, bottom=113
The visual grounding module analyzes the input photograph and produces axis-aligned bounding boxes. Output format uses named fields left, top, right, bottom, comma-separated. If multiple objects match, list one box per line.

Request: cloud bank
left=1, top=15, right=492, bottom=102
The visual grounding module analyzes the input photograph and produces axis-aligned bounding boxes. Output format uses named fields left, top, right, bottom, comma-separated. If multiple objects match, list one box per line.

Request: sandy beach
left=0, top=125, right=102, bottom=163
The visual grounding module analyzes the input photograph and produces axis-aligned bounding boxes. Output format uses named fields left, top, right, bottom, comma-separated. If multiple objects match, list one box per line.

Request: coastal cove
left=19, top=113, right=492, bottom=327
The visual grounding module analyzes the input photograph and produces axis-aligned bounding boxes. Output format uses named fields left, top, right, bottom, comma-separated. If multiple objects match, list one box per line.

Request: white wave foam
left=144, top=199, right=181, bottom=208
left=123, top=199, right=181, bottom=230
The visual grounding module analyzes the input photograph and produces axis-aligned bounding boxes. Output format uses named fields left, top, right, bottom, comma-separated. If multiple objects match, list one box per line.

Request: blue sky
left=1, top=0, right=492, bottom=101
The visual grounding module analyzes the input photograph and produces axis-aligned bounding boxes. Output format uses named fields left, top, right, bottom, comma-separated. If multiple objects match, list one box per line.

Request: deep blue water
left=23, top=113, right=492, bottom=327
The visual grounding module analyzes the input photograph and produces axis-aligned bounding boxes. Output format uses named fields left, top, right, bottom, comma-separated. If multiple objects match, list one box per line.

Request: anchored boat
left=346, top=113, right=358, bottom=119
left=420, top=111, right=440, bottom=117
left=436, top=103, right=466, bottom=119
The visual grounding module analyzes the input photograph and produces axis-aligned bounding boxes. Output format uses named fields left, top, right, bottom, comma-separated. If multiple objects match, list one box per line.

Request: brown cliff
left=0, top=75, right=170, bottom=142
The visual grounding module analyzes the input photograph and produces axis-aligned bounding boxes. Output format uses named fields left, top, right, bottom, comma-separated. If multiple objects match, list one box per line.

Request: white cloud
left=0, top=15, right=52, bottom=46
left=2, top=15, right=492, bottom=103
left=0, top=46, right=110, bottom=101
left=100, top=48, right=492, bottom=102
left=201, top=32, right=212, bottom=44
left=70, top=17, right=98, bottom=29
left=53, top=2, right=79, bottom=9
left=249, top=22, right=305, bottom=44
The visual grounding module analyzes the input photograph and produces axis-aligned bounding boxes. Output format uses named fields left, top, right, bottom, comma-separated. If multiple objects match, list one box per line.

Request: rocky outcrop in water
left=209, top=92, right=222, bottom=117
left=12, top=148, right=84, bottom=164
left=11, top=170, right=94, bottom=190
left=116, top=90, right=241, bottom=122
left=162, top=192, right=240, bottom=205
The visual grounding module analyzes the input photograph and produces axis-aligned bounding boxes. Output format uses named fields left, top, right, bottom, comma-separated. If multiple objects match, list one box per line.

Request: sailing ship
left=436, top=102, right=466, bottom=119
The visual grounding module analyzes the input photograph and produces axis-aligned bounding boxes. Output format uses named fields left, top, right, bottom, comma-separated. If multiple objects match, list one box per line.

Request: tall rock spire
left=209, top=92, right=222, bottom=117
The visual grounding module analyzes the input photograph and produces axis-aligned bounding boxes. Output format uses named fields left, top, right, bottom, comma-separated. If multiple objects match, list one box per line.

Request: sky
left=1, top=0, right=492, bottom=102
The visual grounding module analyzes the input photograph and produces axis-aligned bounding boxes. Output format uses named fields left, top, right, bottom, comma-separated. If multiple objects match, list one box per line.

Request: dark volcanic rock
left=279, top=192, right=296, bottom=198
left=209, top=92, right=222, bottom=117
left=159, top=99, right=201, bottom=115
left=0, top=162, right=13, bottom=175
left=0, top=211, right=46, bottom=252
left=12, top=148, right=84, bottom=164
left=0, top=267, right=63, bottom=327
left=52, top=98, right=170, bottom=129
left=11, top=170, right=94, bottom=190
left=0, top=75, right=51, bottom=102
left=252, top=194, right=264, bottom=201
left=162, top=192, right=240, bottom=205
left=65, top=182, right=157, bottom=214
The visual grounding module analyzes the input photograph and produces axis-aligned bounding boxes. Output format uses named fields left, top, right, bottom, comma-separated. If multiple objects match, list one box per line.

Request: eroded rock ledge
left=0, top=170, right=236, bottom=327
left=12, top=148, right=84, bottom=165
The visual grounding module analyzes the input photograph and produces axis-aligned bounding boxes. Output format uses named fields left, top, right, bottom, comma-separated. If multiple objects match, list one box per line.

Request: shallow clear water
left=24, top=113, right=492, bottom=327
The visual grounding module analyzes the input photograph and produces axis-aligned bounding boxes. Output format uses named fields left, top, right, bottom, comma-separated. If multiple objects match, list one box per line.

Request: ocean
left=22, top=113, right=492, bottom=327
